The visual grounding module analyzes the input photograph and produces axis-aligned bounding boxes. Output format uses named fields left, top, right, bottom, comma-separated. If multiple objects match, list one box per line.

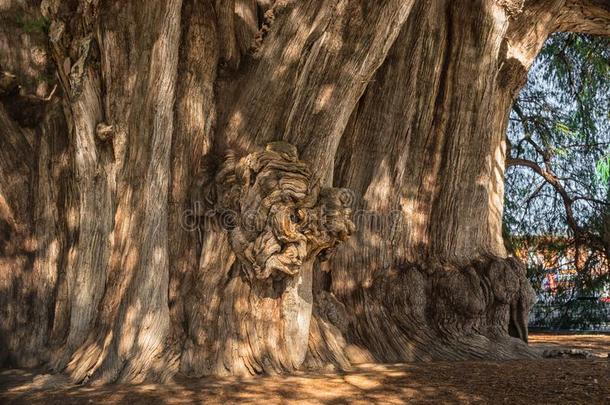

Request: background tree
left=0, top=0, right=609, bottom=384
left=504, top=32, right=610, bottom=329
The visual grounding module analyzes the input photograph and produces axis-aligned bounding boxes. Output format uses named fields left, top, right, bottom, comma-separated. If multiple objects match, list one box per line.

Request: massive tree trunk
left=0, top=0, right=608, bottom=383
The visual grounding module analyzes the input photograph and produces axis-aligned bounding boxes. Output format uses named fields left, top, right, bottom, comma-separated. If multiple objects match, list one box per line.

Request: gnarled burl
left=217, top=141, right=354, bottom=282
left=181, top=142, right=354, bottom=376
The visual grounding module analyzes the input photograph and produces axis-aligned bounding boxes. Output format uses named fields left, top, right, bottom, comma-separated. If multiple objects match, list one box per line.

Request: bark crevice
left=1, top=0, right=608, bottom=384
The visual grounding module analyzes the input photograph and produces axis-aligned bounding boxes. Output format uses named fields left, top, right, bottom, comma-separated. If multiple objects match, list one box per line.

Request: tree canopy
left=505, top=32, right=610, bottom=324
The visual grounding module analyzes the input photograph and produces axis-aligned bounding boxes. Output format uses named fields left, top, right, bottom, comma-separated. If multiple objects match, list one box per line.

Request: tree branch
left=507, top=156, right=609, bottom=257
left=572, top=195, right=610, bottom=206
left=554, top=0, right=610, bottom=36
left=507, top=157, right=582, bottom=233
left=501, top=0, right=609, bottom=97
left=222, top=0, right=415, bottom=183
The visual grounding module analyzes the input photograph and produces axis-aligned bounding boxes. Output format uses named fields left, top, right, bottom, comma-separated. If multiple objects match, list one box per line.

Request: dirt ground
left=528, top=331, right=610, bottom=357
left=1, top=333, right=608, bottom=404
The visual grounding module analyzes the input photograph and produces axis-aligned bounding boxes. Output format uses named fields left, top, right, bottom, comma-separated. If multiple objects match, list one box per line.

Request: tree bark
left=327, top=0, right=539, bottom=364
left=0, top=0, right=608, bottom=383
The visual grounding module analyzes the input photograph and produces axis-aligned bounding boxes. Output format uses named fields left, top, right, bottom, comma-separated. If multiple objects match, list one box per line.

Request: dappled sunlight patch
left=3, top=343, right=609, bottom=404
left=343, top=373, right=382, bottom=390
left=314, top=85, right=334, bottom=112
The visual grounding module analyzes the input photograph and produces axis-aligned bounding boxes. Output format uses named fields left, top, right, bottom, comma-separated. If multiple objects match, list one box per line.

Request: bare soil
left=1, top=333, right=608, bottom=404
left=529, top=331, right=610, bottom=357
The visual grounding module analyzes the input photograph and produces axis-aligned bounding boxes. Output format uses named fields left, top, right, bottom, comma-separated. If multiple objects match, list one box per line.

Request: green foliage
left=595, top=154, right=610, bottom=184
left=504, top=33, right=610, bottom=328
left=505, top=32, right=610, bottom=237
left=554, top=122, right=573, bottom=136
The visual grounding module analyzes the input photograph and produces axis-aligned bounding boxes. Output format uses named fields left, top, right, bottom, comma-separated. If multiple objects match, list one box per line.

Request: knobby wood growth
left=0, top=0, right=608, bottom=383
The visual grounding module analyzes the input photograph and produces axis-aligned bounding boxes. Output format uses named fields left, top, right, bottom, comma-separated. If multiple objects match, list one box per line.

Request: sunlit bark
left=0, top=0, right=608, bottom=383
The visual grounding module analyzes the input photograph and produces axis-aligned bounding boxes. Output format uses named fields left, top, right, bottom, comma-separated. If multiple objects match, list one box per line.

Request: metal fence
left=529, top=300, right=610, bottom=331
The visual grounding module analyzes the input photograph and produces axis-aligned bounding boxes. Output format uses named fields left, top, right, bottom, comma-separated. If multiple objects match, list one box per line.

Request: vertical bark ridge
left=31, top=99, right=70, bottom=362
left=168, top=0, right=218, bottom=354
left=234, top=0, right=259, bottom=56
left=215, top=0, right=240, bottom=70
left=1, top=0, right=608, bottom=384
left=58, top=0, right=183, bottom=384
left=428, top=0, right=511, bottom=262
left=182, top=0, right=416, bottom=376
left=0, top=103, right=36, bottom=366
left=42, top=0, right=115, bottom=370
left=0, top=0, right=65, bottom=367
left=322, top=0, right=543, bottom=366
left=219, top=0, right=415, bottom=182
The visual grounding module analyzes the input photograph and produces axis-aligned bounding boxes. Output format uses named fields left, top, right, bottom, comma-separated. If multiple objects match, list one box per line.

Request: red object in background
left=546, top=273, right=557, bottom=293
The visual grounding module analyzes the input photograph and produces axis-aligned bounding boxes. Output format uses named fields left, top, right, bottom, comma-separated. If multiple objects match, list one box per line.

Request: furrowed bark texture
left=0, top=0, right=608, bottom=383
left=168, top=0, right=218, bottom=351
left=325, top=0, right=536, bottom=365
left=0, top=102, right=37, bottom=366
left=0, top=0, right=66, bottom=366
left=181, top=0, right=415, bottom=376
left=42, top=0, right=182, bottom=383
